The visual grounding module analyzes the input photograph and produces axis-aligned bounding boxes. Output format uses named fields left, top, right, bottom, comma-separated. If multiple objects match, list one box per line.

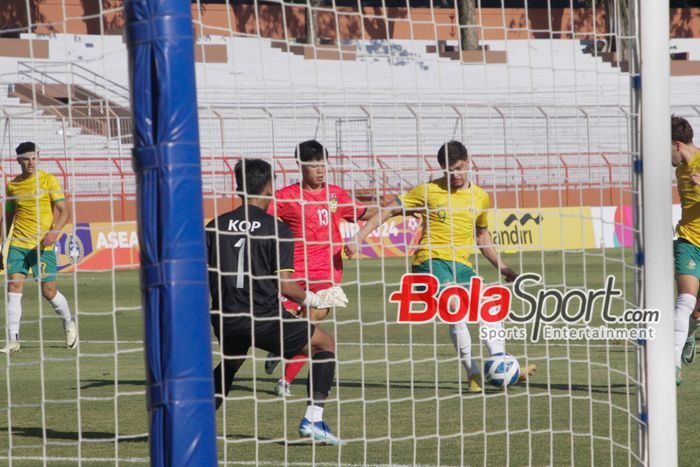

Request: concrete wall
left=69, top=188, right=645, bottom=223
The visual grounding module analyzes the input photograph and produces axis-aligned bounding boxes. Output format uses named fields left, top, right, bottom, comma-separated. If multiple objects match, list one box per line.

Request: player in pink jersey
left=265, top=140, right=378, bottom=397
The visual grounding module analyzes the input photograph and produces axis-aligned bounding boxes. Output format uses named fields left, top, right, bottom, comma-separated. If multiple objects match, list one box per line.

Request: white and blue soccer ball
left=483, top=353, right=520, bottom=388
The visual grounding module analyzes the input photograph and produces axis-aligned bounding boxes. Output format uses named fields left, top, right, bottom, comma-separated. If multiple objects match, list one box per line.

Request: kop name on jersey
left=227, top=220, right=262, bottom=232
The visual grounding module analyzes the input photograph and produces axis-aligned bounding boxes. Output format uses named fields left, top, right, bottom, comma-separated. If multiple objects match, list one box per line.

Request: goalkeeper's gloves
left=318, top=286, right=349, bottom=307
left=302, top=292, right=323, bottom=309
left=302, top=286, right=349, bottom=309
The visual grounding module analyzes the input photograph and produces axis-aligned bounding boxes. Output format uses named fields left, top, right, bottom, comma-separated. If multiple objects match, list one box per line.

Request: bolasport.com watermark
left=389, top=273, right=659, bottom=342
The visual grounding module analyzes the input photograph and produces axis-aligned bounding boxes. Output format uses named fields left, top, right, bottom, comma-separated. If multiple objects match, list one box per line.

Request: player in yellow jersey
left=345, top=141, right=535, bottom=392
left=1, top=142, right=77, bottom=354
left=671, top=117, right=700, bottom=384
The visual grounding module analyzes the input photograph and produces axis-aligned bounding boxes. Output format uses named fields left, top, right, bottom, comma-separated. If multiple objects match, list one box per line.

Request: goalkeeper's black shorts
left=211, top=310, right=316, bottom=359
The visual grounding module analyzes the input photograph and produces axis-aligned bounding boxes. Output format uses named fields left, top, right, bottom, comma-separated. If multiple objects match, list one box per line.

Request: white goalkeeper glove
left=302, top=291, right=324, bottom=309
left=318, top=286, right=349, bottom=308
left=302, top=286, right=349, bottom=309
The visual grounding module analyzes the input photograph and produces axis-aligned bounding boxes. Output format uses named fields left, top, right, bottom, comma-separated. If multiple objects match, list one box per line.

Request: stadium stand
left=1, top=33, right=699, bottom=214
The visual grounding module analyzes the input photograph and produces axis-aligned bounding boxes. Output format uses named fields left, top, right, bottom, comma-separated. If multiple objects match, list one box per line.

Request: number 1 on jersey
left=234, top=238, right=246, bottom=288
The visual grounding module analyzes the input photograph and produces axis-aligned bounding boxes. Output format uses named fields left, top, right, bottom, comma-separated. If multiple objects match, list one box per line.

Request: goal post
left=124, top=0, right=216, bottom=464
left=640, top=0, right=677, bottom=464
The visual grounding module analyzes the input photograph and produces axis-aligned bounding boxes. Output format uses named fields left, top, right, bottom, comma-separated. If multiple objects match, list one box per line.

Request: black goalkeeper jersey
left=206, top=204, right=295, bottom=322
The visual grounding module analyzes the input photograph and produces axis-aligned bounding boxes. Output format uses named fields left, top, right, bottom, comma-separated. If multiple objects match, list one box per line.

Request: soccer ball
left=483, top=353, right=520, bottom=388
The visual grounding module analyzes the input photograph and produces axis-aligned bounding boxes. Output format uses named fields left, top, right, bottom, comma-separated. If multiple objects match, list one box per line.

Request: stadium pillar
left=640, top=0, right=677, bottom=465
left=124, top=0, right=217, bottom=465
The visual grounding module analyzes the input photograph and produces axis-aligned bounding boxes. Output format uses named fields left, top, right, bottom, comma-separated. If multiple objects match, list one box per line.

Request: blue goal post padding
left=124, top=0, right=217, bottom=465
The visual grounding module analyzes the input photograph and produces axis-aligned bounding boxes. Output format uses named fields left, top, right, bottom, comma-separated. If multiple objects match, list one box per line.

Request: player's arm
left=344, top=198, right=402, bottom=258
left=0, top=200, right=14, bottom=271
left=42, top=199, right=70, bottom=248
left=3, top=183, right=15, bottom=242
left=276, top=223, right=307, bottom=305
left=336, top=188, right=376, bottom=222
left=3, top=201, right=15, bottom=242
left=475, top=226, right=518, bottom=282
left=279, top=271, right=309, bottom=304
left=358, top=206, right=378, bottom=221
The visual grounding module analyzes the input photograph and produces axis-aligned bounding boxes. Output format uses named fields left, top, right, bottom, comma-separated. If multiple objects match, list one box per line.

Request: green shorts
left=674, top=238, right=700, bottom=279
left=7, top=246, right=57, bottom=283
left=412, top=259, right=477, bottom=290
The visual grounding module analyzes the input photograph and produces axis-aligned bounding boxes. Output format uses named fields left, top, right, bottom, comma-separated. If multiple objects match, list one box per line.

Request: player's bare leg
left=306, top=307, right=329, bottom=322
left=7, top=274, right=25, bottom=294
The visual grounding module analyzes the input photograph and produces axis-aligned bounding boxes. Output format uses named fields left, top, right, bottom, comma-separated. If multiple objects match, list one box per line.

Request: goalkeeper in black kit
left=206, top=158, right=347, bottom=445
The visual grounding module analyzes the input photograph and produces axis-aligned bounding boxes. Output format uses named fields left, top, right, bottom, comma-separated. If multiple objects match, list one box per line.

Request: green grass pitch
left=0, top=250, right=698, bottom=466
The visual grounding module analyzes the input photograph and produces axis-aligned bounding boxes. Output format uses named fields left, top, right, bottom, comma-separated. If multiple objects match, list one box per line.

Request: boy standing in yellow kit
left=1, top=142, right=76, bottom=354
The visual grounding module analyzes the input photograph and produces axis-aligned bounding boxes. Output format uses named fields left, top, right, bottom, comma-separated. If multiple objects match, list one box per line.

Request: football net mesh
left=198, top=1, right=648, bottom=465
left=0, top=0, right=683, bottom=464
left=0, top=13, right=144, bottom=466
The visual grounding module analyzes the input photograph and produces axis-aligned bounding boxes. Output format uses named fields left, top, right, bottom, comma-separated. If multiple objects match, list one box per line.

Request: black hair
left=294, top=140, right=328, bottom=163
left=234, top=159, right=272, bottom=196
left=16, top=141, right=37, bottom=156
left=437, top=141, right=469, bottom=167
left=672, top=115, right=694, bottom=144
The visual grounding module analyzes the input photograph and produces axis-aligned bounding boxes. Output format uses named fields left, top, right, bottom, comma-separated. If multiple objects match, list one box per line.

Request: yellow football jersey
left=399, top=178, right=489, bottom=267
left=676, top=151, right=700, bottom=247
left=6, top=170, right=65, bottom=250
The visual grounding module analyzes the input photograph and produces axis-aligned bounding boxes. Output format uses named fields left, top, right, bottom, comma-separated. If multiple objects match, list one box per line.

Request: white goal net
left=197, top=1, right=650, bottom=465
left=0, top=0, right=691, bottom=464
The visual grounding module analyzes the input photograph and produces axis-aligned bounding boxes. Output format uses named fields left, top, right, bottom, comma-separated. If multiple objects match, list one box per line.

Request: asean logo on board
left=65, top=234, right=85, bottom=264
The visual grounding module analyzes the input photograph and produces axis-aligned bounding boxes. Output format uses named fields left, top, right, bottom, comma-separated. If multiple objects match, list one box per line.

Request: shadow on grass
left=226, top=377, right=284, bottom=395
left=78, top=378, right=632, bottom=398
left=224, top=433, right=342, bottom=447
left=221, top=376, right=428, bottom=396
left=0, top=426, right=147, bottom=442
left=234, top=378, right=497, bottom=393
left=80, top=379, right=146, bottom=390
left=525, top=382, right=634, bottom=396
left=330, top=379, right=445, bottom=391
left=79, top=376, right=281, bottom=395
